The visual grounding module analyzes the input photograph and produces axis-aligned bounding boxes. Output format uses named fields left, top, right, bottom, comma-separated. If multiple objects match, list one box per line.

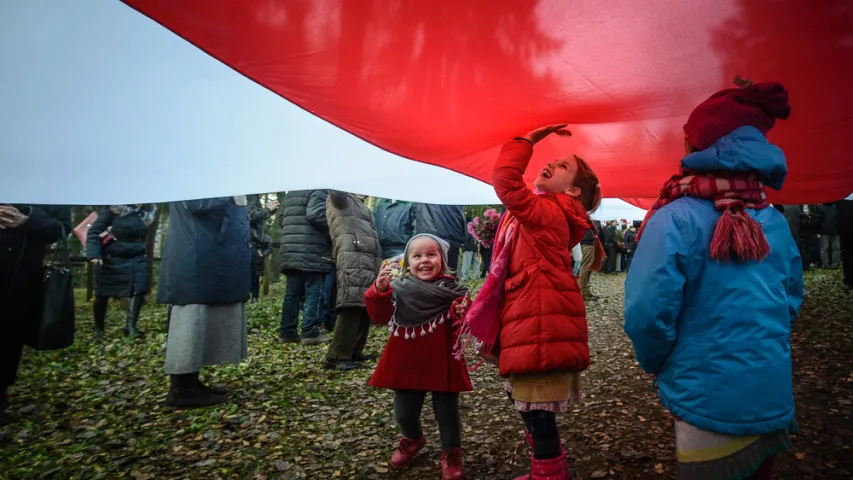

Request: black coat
left=812, top=204, right=839, bottom=236
left=625, top=229, right=637, bottom=254
left=251, top=233, right=273, bottom=277
left=278, top=190, right=334, bottom=274
left=412, top=204, right=467, bottom=248
left=604, top=225, right=617, bottom=248
left=157, top=198, right=250, bottom=305
left=86, top=205, right=154, bottom=298
left=1, top=205, right=71, bottom=327
left=837, top=200, right=853, bottom=236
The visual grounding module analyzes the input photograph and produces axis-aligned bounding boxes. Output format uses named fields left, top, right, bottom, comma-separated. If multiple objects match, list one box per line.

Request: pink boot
left=389, top=435, right=426, bottom=469
left=440, top=448, right=464, bottom=480
left=514, top=452, right=571, bottom=480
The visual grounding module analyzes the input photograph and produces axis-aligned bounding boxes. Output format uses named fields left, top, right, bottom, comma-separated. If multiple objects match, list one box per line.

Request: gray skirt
left=164, top=303, right=248, bottom=375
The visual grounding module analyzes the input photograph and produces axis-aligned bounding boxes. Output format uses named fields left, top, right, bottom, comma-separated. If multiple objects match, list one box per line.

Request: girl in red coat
left=457, top=124, right=602, bottom=480
left=366, top=233, right=472, bottom=480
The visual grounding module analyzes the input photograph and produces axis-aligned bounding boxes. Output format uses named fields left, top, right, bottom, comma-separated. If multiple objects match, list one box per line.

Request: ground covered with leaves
left=1, top=271, right=851, bottom=479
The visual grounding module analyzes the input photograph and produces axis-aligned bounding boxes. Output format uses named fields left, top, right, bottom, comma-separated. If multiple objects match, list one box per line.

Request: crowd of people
left=1, top=77, right=851, bottom=480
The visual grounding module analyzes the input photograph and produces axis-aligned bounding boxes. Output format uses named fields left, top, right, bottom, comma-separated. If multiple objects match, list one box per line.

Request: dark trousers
left=250, top=275, right=261, bottom=301
left=0, top=307, right=25, bottom=389
left=625, top=254, right=634, bottom=272
left=841, top=232, right=853, bottom=287
left=280, top=271, right=325, bottom=340
left=319, top=268, right=338, bottom=331
left=604, top=246, right=618, bottom=273
left=520, top=410, right=561, bottom=460
left=394, top=389, right=461, bottom=451
left=326, top=307, right=371, bottom=361
left=480, top=247, right=493, bottom=278
left=447, top=247, right=460, bottom=273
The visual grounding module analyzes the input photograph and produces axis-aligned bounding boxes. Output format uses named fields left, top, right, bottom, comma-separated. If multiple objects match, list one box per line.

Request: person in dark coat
left=780, top=205, right=804, bottom=266
left=0, top=204, right=71, bottom=425
left=603, top=220, right=618, bottom=274
left=325, top=191, right=382, bottom=371
left=624, top=224, right=638, bottom=272
left=374, top=199, right=415, bottom=259
left=837, top=199, right=853, bottom=289
left=158, top=196, right=250, bottom=408
left=812, top=203, right=841, bottom=269
left=278, top=190, right=335, bottom=345
left=412, top=204, right=467, bottom=271
left=247, top=195, right=278, bottom=303
left=86, top=204, right=156, bottom=338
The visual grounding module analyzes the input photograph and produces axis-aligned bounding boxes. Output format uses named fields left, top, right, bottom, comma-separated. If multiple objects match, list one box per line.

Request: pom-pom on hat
left=684, top=75, right=791, bottom=151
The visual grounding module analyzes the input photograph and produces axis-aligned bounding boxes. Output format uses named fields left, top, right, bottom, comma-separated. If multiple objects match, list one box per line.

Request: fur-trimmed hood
left=109, top=204, right=157, bottom=226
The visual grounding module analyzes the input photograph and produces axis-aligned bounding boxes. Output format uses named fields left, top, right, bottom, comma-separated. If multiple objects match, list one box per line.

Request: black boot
left=93, top=296, right=108, bottom=340
left=165, top=373, right=226, bottom=409
left=0, top=387, right=10, bottom=426
left=196, top=375, right=229, bottom=396
left=124, top=295, right=144, bottom=338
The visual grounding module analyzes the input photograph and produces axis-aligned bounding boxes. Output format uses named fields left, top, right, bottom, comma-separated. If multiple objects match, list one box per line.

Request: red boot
left=441, top=448, right=464, bottom=480
left=389, top=435, right=426, bottom=469
left=514, top=452, right=571, bottom=480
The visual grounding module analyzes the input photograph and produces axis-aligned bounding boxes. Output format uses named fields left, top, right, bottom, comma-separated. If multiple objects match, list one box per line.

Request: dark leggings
left=520, top=410, right=561, bottom=460
left=394, top=390, right=461, bottom=451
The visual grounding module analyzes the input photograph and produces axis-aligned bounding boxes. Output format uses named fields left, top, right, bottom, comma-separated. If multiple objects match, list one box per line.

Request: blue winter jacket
left=624, top=126, right=804, bottom=437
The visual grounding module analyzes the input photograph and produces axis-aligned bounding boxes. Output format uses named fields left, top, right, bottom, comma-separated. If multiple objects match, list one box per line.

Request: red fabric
left=636, top=172, right=771, bottom=262
left=123, top=1, right=853, bottom=204
left=493, top=140, right=590, bottom=377
left=684, top=81, right=790, bottom=151
left=365, top=282, right=472, bottom=393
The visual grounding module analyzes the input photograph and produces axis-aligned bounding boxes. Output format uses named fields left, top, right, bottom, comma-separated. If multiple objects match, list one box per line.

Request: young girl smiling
left=365, top=234, right=471, bottom=480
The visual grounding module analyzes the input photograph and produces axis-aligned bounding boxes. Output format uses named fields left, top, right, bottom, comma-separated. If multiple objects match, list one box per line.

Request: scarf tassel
left=709, top=207, right=771, bottom=262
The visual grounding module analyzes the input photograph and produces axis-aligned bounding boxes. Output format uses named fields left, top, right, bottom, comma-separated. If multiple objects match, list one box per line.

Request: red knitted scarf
left=635, top=172, right=770, bottom=262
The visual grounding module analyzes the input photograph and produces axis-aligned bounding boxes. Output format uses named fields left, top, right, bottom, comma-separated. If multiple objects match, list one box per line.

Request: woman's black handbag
left=26, top=230, right=76, bottom=350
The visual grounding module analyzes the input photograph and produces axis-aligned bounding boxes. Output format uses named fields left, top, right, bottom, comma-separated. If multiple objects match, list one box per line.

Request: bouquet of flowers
left=467, top=208, right=502, bottom=248
left=380, top=254, right=405, bottom=279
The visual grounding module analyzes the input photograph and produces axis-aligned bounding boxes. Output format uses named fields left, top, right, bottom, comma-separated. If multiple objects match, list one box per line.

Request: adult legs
left=326, top=307, right=367, bottom=369
left=820, top=234, right=831, bottom=268
left=93, top=295, right=109, bottom=339
left=351, top=307, right=372, bottom=358
left=831, top=234, right=841, bottom=268
left=250, top=275, right=261, bottom=302
left=320, top=268, right=338, bottom=332
left=460, top=251, right=473, bottom=280
left=447, top=248, right=460, bottom=273
left=300, top=272, right=325, bottom=341
left=125, top=294, right=144, bottom=337
left=279, top=271, right=306, bottom=341
left=841, top=232, right=853, bottom=288
left=0, top=306, right=25, bottom=425
left=578, top=244, right=595, bottom=300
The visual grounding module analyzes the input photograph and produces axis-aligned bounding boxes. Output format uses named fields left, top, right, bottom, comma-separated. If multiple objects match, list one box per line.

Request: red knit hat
left=684, top=77, right=791, bottom=151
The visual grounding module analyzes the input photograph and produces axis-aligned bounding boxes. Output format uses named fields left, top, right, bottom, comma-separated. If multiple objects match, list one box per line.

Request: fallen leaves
left=0, top=271, right=851, bottom=479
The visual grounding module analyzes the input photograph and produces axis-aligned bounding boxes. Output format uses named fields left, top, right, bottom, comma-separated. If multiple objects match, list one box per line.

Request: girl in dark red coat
left=366, top=233, right=472, bottom=480
left=457, top=124, right=602, bottom=480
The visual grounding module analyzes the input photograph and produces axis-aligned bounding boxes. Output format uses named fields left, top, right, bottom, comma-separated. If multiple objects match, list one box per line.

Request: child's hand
left=455, top=293, right=472, bottom=317
left=375, top=267, right=393, bottom=292
left=524, top=124, right=572, bottom=145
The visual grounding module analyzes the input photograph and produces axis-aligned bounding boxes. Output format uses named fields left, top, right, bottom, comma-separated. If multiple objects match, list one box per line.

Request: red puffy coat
left=365, top=280, right=473, bottom=393
left=493, top=140, right=591, bottom=377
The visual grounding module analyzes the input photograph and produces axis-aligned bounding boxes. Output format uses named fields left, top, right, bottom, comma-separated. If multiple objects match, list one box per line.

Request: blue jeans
left=280, top=271, right=325, bottom=340
left=320, top=268, right=338, bottom=331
